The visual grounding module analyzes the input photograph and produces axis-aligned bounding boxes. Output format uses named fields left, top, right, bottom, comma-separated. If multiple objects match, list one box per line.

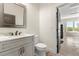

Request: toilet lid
left=35, top=43, right=47, bottom=48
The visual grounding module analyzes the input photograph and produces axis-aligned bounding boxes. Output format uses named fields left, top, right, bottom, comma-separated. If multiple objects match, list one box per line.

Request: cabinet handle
left=18, top=47, right=25, bottom=56
left=19, top=48, right=22, bottom=56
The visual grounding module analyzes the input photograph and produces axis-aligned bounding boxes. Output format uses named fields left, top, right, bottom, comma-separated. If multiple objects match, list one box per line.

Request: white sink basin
left=0, top=34, right=34, bottom=42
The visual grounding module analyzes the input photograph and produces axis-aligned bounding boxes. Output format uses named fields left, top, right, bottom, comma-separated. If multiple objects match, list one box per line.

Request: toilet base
left=38, top=51, right=46, bottom=56
left=35, top=48, right=46, bottom=56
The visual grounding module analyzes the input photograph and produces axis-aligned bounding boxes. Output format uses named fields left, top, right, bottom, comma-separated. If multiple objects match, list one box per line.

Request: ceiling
left=59, top=3, right=79, bottom=17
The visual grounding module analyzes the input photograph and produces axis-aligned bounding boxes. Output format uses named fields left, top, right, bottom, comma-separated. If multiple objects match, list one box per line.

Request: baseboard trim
left=46, top=47, right=57, bottom=54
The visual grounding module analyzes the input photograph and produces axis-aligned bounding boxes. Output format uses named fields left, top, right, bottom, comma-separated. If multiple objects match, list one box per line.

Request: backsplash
left=0, top=28, right=26, bottom=36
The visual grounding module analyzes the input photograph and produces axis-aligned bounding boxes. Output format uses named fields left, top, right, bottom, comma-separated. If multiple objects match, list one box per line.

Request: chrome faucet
left=15, top=30, right=22, bottom=35
left=15, top=30, right=18, bottom=35
left=19, top=32, right=22, bottom=35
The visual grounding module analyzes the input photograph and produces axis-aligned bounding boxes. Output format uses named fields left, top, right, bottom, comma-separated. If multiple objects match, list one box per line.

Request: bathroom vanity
left=0, top=34, right=34, bottom=56
left=0, top=3, right=33, bottom=56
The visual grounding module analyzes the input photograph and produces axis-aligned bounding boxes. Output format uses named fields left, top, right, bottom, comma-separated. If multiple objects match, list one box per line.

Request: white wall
left=39, top=4, right=61, bottom=53
left=25, top=4, right=60, bottom=53
left=25, top=4, right=40, bottom=35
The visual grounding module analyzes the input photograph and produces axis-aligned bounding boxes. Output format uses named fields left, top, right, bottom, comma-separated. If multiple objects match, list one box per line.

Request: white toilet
left=34, top=35, right=47, bottom=56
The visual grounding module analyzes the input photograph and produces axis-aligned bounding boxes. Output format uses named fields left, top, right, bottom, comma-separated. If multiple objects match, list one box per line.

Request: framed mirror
left=0, top=3, right=26, bottom=28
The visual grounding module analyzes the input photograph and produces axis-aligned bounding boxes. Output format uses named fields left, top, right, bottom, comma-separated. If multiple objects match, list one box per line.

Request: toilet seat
left=35, top=43, right=47, bottom=48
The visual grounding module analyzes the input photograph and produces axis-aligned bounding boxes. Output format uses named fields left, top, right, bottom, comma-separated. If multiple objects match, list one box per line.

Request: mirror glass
left=3, top=3, right=25, bottom=27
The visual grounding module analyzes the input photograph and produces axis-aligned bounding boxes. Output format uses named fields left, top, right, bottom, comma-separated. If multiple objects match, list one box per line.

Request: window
left=74, top=21, right=79, bottom=31
left=66, top=21, right=73, bottom=31
left=66, top=19, right=79, bottom=31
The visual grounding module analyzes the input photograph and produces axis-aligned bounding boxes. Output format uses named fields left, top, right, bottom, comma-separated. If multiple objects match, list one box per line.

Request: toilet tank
left=34, top=35, right=40, bottom=44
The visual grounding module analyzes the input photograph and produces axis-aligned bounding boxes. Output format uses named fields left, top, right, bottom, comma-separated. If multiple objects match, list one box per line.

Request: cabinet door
left=23, top=43, right=34, bottom=56
left=0, top=47, right=19, bottom=56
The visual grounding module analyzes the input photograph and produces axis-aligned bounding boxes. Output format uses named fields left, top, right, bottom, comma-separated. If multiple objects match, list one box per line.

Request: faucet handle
left=19, top=32, right=22, bottom=35
left=9, top=32, right=14, bottom=36
left=15, top=30, right=18, bottom=35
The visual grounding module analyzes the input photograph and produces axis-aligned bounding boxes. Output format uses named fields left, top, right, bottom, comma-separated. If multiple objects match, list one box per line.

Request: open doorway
left=57, top=3, right=79, bottom=56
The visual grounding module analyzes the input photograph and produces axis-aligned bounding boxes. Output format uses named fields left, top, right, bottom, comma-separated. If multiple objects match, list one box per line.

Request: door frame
left=56, top=3, right=67, bottom=53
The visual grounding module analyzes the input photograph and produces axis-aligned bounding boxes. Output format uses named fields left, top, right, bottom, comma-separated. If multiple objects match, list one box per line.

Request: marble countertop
left=0, top=34, right=34, bottom=42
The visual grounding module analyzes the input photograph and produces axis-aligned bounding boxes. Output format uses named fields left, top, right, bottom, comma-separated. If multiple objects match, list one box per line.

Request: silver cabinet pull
left=18, top=48, right=23, bottom=56
left=18, top=47, right=25, bottom=56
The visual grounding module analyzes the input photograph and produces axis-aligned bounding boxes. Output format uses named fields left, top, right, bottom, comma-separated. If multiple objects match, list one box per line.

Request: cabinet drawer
left=0, top=42, right=34, bottom=56
left=1, top=39, right=21, bottom=52
left=20, top=36, right=33, bottom=44
left=0, top=36, right=33, bottom=52
left=0, top=47, right=20, bottom=56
